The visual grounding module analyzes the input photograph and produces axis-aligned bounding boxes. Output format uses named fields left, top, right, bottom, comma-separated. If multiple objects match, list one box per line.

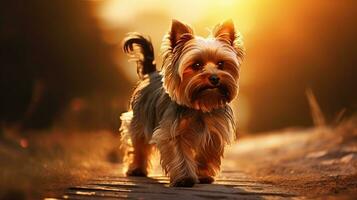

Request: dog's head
left=162, top=20, right=244, bottom=112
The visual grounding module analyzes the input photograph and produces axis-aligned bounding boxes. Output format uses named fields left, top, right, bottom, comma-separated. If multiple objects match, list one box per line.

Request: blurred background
left=1, top=1, right=357, bottom=199
left=1, top=0, right=357, bottom=133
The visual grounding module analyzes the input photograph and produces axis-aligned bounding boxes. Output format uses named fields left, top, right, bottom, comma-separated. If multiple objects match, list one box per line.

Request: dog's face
left=162, top=20, right=244, bottom=112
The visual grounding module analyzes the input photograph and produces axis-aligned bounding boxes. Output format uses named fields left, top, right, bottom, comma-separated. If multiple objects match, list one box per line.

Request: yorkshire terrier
left=120, top=19, right=244, bottom=187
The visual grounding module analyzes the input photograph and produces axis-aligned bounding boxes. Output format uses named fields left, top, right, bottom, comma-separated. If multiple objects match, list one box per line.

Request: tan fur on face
left=120, top=19, right=244, bottom=187
left=161, top=22, right=243, bottom=112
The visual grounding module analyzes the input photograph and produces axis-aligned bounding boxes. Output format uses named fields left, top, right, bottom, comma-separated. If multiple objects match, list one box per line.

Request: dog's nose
left=209, top=74, right=220, bottom=85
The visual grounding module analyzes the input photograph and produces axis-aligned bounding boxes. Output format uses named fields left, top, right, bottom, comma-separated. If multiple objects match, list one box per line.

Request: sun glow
left=94, top=0, right=262, bottom=130
left=95, top=0, right=257, bottom=36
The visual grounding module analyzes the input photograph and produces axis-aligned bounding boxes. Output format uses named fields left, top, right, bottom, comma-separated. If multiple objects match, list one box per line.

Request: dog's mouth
left=191, top=85, right=230, bottom=102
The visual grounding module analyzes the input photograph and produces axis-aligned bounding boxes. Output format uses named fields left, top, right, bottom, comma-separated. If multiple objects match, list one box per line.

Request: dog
left=120, top=19, right=244, bottom=187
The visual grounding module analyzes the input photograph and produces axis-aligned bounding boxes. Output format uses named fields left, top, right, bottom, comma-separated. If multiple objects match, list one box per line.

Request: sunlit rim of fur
left=160, top=33, right=243, bottom=109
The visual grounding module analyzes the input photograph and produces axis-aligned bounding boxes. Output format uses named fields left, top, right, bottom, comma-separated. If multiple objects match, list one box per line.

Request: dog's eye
left=191, top=62, right=203, bottom=70
left=217, top=61, right=224, bottom=70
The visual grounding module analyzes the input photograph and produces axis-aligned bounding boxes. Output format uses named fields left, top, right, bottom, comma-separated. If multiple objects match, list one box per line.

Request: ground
left=0, top=117, right=356, bottom=199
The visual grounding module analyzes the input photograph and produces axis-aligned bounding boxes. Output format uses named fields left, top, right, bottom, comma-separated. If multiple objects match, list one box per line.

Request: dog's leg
left=126, top=136, right=153, bottom=177
left=155, top=135, right=198, bottom=187
left=196, top=134, right=224, bottom=184
left=196, top=153, right=220, bottom=184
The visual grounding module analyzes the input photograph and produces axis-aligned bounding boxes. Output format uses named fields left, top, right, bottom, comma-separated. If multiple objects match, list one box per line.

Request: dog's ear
left=213, top=19, right=236, bottom=45
left=170, top=19, right=193, bottom=48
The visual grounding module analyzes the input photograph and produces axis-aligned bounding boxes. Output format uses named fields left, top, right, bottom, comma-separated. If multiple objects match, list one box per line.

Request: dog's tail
left=123, top=33, right=156, bottom=79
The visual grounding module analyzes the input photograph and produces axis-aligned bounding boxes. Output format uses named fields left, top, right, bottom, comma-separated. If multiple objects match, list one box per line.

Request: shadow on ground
left=63, top=175, right=296, bottom=200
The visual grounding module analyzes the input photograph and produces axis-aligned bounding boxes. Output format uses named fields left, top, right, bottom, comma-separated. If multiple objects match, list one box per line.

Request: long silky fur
left=120, top=20, right=244, bottom=186
left=123, top=32, right=156, bottom=79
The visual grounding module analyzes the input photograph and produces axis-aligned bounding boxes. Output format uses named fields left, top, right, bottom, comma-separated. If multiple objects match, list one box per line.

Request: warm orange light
left=20, top=138, right=28, bottom=148
left=92, top=0, right=272, bottom=131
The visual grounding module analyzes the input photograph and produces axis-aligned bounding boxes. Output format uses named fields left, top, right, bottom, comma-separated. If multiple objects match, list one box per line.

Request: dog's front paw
left=199, top=176, right=214, bottom=184
left=171, top=177, right=196, bottom=187
left=126, top=168, right=147, bottom=177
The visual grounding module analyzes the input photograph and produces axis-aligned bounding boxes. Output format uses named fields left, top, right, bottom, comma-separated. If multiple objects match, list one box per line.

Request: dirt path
left=49, top=142, right=298, bottom=199
left=225, top=119, right=357, bottom=199
left=57, top=172, right=295, bottom=200
left=51, top=118, right=357, bottom=199
left=1, top=118, right=355, bottom=199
